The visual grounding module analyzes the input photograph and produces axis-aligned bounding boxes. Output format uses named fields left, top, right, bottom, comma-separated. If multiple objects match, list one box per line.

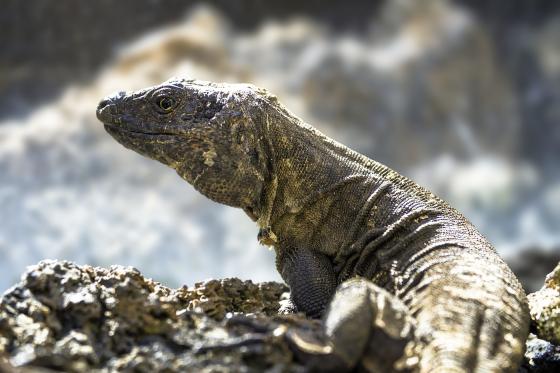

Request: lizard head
left=96, top=78, right=272, bottom=218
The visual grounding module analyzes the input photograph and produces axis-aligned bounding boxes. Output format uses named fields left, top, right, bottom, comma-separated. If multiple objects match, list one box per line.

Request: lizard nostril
left=97, top=91, right=127, bottom=121
left=96, top=98, right=119, bottom=123
left=97, top=99, right=111, bottom=112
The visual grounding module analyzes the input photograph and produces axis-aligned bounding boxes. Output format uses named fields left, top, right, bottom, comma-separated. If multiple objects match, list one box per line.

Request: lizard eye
left=158, top=96, right=176, bottom=112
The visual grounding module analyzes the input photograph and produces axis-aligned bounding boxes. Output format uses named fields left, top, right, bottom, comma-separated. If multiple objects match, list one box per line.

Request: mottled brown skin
left=97, top=78, right=530, bottom=372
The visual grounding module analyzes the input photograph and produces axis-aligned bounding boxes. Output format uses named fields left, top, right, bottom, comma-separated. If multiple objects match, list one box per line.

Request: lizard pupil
left=158, top=97, right=175, bottom=111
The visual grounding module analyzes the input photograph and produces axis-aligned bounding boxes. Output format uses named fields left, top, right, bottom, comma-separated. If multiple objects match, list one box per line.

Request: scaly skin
left=96, top=78, right=530, bottom=372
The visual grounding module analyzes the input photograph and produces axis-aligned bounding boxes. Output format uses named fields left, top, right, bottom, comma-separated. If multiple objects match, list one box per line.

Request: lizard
left=96, top=78, right=530, bottom=372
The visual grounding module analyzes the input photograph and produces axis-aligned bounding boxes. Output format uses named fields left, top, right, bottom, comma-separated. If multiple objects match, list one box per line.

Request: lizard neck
left=253, top=99, right=447, bottom=257
left=254, top=103, right=386, bottom=253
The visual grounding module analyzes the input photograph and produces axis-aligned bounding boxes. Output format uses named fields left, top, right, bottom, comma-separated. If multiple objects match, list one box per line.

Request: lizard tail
left=403, top=249, right=530, bottom=373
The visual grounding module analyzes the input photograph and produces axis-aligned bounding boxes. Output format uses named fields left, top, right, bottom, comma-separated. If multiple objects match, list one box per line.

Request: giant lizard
left=96, top=79, right=529, bottom=372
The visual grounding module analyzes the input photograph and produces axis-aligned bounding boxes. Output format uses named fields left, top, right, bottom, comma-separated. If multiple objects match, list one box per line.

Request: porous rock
left=528, top=262, right=560, bottom=345
left=0, top=260, right=313, bottom=372
left=521, top=262, right=560, bottom=372
left=2, top=259, right=560, bottom=372
left=520, top=334, right=560, bottom=373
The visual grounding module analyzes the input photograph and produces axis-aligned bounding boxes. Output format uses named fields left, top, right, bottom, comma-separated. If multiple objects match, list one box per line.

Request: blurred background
left=1, top=0, right=559, bottom=294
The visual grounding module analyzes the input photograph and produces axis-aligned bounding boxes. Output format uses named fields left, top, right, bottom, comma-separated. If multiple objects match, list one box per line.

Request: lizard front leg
left=275, top=246, right=338, bottom=318
left=276, top=247, right=417, bottom=371
left=282, top=277, right=417, bottom=372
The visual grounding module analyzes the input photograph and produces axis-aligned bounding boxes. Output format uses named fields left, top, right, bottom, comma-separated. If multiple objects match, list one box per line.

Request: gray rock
left=520, top=334, right=560, bottom=373
left=528, top=262, right=560, bottom=345
left=522, top=262, right=560, bottom=372
left=0, top=260, right=310, bottom=372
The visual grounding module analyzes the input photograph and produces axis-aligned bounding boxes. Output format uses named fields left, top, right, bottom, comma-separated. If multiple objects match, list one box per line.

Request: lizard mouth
left=103, top=124, right=178, bottom=140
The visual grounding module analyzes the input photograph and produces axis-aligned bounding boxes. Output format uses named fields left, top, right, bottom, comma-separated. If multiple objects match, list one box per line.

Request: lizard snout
left=96, top=91, right=126, bottom=124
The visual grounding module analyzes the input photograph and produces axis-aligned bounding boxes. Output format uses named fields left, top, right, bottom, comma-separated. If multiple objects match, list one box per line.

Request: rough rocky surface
left=2, top=260, right=560, bottom=372
left=520, top=334, right=560, bottom=373
left=0, top=260, right=317, bottom=372
left=528, top=263, right=560, bottom=346
left=519, top=262, right=560, bottom=373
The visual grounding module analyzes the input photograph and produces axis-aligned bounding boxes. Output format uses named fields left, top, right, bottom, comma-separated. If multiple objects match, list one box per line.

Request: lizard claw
left=194, top=314, right=271, bottom=354
left=193, top=335, right=268, bottom=354
left=224, top=313, right=271, bottom=333
left=278, top=298, right=299, bottom=315
left=277, top=326, right=352, bottom=372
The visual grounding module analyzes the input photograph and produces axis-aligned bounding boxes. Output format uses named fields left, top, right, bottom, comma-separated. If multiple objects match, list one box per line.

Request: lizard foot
left=276, top=324, right=352, bottom=372
left=221, top=313, right=348, bottom=371
left=324, top=278, right=418, bottom=372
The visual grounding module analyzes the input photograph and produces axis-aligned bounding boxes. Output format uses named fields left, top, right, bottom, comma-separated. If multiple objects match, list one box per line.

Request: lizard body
left=96, top=79, right=529, bottom=372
